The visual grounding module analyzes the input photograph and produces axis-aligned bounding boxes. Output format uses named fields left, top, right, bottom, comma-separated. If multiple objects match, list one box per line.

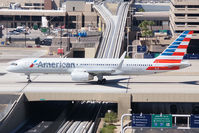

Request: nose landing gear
left=26, top=74, right=31, bottom=83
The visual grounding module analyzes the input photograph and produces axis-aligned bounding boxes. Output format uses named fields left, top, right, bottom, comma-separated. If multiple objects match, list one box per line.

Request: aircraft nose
left=6, top=66, right=12, bottom=72
left=6, top=66, right=15, bottom=72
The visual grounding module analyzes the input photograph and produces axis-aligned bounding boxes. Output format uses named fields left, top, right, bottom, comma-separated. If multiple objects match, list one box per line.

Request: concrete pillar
left=117, top=94, right=131, bottom=119
left=64, top=16, right=66, bottom=28
left=76, top=15, right=78, bottom=29
left=98, top=16, right=102, bottom=32
left=98, top=14, right=105, bottom=32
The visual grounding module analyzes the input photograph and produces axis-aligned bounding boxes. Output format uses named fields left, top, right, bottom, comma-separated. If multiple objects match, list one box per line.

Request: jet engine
left=71, top=71, right=94, bottom=81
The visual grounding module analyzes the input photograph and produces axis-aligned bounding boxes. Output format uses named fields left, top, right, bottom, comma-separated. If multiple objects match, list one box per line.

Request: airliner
left=7, top=31, right=193, bottom=84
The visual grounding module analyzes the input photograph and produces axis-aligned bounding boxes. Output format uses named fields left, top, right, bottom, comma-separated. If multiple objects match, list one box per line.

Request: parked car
left=8, top=28, right=26, bottom=35
left=40, top=38, right=52, bottom=46
left=8, top=30, right=20, bottom=35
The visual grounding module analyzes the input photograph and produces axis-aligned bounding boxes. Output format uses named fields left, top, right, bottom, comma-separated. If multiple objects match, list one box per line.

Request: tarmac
left=0, top=47, right=199, bottom=103
left=0, top=47, right=199, bottom=97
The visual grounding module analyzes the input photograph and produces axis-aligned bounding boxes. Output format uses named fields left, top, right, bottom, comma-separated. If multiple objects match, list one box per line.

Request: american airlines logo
left=29, top=59, right=38, bottom=68
left=30, top=60, right=75, bottom=68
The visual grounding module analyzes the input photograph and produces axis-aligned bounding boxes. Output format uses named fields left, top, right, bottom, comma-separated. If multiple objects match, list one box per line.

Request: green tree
left=100, top=124, right=116, bottom=133
left=138, top=20, right=154, bottom=38
left=104, top=111, right=117, bottom=124
left=148, top=21, right=155, bottom=31
left=138, top=8, right=145, bottom=12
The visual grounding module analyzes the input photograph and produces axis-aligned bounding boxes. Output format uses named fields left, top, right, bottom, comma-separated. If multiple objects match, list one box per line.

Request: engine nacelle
left=71, top=71, right=94, bottom=81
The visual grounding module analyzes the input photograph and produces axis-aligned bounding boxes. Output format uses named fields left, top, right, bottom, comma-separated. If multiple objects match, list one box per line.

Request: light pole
left=6, top=20, right=8, bottom=45
left=24, top=31, right=27, bottom=47
left=60, top=24, right=63, bottom=57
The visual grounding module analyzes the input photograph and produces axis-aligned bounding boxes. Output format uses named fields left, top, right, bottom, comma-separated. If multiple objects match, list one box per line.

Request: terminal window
left=25, top=3, right=32, bottom=6
left=33, top=3, right=41, bottom=6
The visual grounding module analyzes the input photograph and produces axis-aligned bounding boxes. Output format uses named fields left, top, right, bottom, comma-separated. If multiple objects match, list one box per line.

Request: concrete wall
left=171, top=0, right=199, bottom=5
left=0, top=0, right=61, bottom=9
left=85, top=47, right=96, bottom=58
left=24, top=92, right=131, bottom=118
left=44, top=0, right=52, bottom=10
left=133, top=93, right=199, bottom=102
left=0, top=0, right=44, bottom=9
left=0, top=93, right=29, bottom=133
left=65, top=1, right=85, bottom=12
left=0, top=0, right=43, bottom=6
left=0, top=7, right=98, bottom=29
left=170, top=0, right=199, bottom=39
left=83, top=12, right=98, bottom=27
left=84, top=3, right=93, bottom=12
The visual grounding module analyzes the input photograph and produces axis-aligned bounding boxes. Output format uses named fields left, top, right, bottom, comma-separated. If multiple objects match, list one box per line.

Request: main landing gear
left=27, top=74, right=32, bottom=83
left=97, top=78, right=106, bottom=84
left=97, top=75, right=106, bottom=84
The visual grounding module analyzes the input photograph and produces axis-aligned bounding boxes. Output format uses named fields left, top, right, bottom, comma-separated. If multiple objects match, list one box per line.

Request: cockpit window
left=11, top=63, right=17, bottom=66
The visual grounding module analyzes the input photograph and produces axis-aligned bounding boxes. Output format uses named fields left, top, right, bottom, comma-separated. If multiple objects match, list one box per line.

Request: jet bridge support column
left=117, top=94, right=132, bottom=120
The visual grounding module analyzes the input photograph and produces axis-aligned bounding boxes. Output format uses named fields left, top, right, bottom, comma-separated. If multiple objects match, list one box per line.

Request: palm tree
left=138, top=20, right=148, bottom=37
left=148, top=21, right=155, bottom=31
left=138, top=20, right=154, bottom=37
left=138, top=20, right=155, bottom=44
left=138, top=8, right=145, bottom=12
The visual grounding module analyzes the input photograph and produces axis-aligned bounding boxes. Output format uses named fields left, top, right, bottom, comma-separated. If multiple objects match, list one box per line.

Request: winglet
left=120, top=51, right=126, bottom=59
left=117, top=51, right=126, bottom=70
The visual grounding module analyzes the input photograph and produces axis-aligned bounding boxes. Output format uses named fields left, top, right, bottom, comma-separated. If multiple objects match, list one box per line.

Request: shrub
left=104, top=111, right=117, bottom=124
left=100, top=124, right=116, bottom=133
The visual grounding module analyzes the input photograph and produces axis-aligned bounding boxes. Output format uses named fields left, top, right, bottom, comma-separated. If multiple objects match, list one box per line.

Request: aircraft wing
left=87, top=51, right=126, bottom=75
left=72, top=51, right=127, bottom=76
left=87, top=69, right=116, bottom=75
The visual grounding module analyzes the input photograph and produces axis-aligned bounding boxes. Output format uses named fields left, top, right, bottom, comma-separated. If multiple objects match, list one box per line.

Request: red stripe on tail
left=183, top=38, right=191, bottom=42
left=146, top=66, right=180, bottom=70
left=188, top=31, right=194, bottom=34
left=154, top=59, right=182, bottom=63
left=178, top=45, right=188, bottom=49
left=172, top=52, right=185, bottom=56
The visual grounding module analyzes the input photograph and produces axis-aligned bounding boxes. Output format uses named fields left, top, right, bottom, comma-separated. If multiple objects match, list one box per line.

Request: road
left=57, top=102, right=101, bottom=133
left=95, top=2, right=129, bottom=58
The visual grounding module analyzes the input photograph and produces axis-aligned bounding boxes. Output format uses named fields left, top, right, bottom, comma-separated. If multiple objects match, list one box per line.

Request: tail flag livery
left=154, top=31, right=193, bottom=63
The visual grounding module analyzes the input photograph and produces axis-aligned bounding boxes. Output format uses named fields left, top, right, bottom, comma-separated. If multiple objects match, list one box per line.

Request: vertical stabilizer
left=154, top=31, right=193, bottom=63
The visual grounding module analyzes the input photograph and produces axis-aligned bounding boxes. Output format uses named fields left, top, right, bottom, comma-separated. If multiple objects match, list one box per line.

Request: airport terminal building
left=0, top=0, right=98, bottom=29
left=170, top=0, right=199, bottom=39
left=170, top=0, right=199, bottom=54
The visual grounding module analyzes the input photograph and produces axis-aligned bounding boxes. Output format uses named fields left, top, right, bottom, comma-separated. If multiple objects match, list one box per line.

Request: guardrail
left=91, top=104, right=102, bottom=133
left=114, top=3, right=129, bottom=58
left=94, top=3, right=112, bottom=58
left=0, top=94, right=23, bottom=124
left=0, top=101, right=17, bottom=123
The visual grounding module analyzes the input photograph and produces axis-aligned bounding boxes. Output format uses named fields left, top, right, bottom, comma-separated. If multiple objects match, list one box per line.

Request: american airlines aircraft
left=7, top=31, right=193, bottom=84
